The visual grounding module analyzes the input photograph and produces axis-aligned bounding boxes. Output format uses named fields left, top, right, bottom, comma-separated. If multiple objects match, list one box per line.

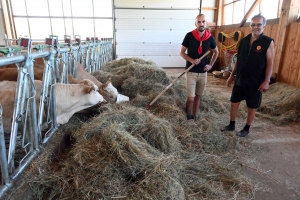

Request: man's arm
left=204, top=47, right=219, bottom=71
left=258, top=40, right=275, bottom=92
left=226, top=61, right=237, bottom=87
left=180, top=46, right=201, bottom=65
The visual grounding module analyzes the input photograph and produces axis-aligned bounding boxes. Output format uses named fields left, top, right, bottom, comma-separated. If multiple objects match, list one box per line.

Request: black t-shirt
left=235, top=33, right=273, bottom=87
left=181, top=32, right=217, bottom=73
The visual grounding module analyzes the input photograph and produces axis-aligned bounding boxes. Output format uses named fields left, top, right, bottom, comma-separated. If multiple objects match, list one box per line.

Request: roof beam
left=215, top=0, right=223, bottom=26
left=239, top=0, right=262, bottom=27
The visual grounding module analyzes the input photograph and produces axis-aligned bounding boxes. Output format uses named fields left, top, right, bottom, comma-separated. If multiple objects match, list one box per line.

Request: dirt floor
left=165, top=68, right=300, bottom=200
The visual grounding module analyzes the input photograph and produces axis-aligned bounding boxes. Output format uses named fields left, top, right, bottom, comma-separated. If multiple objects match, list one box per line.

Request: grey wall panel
left=116, top=43, right=181, bottom=56
left=117, top=55, right=186, bottom=68
left=115, top=19, right=196, bottom=31
left=115, top=9, right=199, bottom=20
left=114, top=0, right=217, bottom=68
left=116, top=30, right=187, bottom=43
left=115, top=0, right=201, bottom=9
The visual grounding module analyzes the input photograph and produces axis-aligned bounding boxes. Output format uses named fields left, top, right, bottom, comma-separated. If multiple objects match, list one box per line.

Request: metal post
left=38, top=39, right=57, bottom=141
left=85, top=38, right=91, bottom=72
left=25, top=55, right=39, bottom=150
left=0, top=104, right=10, bottom=185
left=7, top=62, right=26, bottom=173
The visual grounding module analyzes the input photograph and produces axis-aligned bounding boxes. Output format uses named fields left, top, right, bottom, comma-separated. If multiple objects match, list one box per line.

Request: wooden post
left=215, top=0, right=223, bottom=26
left=277, top=0, right=284, bottom=18
left=274, top=0, right=300, bottom=76
left=239, top=0, right=262, bottom=27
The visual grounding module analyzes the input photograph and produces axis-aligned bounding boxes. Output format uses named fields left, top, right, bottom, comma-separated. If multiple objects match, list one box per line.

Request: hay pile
left=29, top=58, right=253, bottom=199
left=257, top=82, right=300, bottom=125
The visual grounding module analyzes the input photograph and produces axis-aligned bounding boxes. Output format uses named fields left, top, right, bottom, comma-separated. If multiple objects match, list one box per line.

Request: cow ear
left=105, top=78, right=111, bottom=85
left=68, top=74, right=79, bottom=84
left=86, top=85, right=96, bottom=94
left=102, top=78, right=111, bottom=89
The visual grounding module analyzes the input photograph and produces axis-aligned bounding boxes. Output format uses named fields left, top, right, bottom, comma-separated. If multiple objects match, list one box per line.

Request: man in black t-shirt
left=180, top=14, right=219, bottom=120
left=221, top=14, right=275, bottom=137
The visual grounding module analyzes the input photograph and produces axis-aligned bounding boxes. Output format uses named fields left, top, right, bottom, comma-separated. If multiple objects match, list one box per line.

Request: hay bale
left=93, top=59, right=170, bottom=94
left=92, top=70, right=127, bottom=89
left=257, top=82, right=300, bottom=124
left=28, top=58, right=254, bottom=200
left=101, top=57, right=157, bottom=73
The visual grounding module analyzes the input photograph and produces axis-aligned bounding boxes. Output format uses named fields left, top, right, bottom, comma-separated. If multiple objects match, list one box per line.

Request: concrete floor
left=164, top=68, right=300, bottom=200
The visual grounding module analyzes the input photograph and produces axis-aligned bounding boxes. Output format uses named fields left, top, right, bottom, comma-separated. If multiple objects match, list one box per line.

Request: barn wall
left=277, top=22, right=300, bottom=88
left=0, top=8, right=6, bottom=46
left=214, top=23, right=279, bottom=70
left=114, top=0, right=216, bottom=68
left=215, top=22, right=300, bottom=88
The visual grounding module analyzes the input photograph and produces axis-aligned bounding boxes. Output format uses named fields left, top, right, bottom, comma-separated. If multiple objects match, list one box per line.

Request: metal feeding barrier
left=0, top=34, right=113, bottom=197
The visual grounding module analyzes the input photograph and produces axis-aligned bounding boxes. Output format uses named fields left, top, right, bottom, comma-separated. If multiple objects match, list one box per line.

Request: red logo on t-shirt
left=255, top=45, right=262, bottom=52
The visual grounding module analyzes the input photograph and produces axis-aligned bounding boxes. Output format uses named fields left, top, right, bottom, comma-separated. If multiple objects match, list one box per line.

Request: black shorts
left=230, top=85, right=262, bottom=109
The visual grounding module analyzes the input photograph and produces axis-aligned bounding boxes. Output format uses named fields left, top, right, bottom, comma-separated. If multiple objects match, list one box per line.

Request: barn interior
left=0, top=0, right=300, bottom=199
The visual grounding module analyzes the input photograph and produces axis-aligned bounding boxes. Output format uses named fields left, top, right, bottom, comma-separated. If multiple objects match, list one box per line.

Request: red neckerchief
left=192, top=29, right=212, bottom=54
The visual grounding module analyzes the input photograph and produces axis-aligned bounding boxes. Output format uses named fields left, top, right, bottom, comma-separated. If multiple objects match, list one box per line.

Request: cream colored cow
left=0, top=80, right=104, bottom=133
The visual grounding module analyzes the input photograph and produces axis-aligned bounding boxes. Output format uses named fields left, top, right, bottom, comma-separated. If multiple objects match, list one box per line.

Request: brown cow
left=0, top=67, right=44, bottom=81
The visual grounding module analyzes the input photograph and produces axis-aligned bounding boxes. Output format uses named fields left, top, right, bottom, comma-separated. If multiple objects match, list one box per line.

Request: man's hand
left=192, top=58, right=201, bottom=65
left=258, top=81, right=270, bottom=92
left=204, top=64, right=212, bottom=71
left=226, top=76, right=234, bottom=87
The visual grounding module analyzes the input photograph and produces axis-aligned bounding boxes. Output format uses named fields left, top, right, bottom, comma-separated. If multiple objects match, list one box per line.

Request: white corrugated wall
left=114, top=0, right=215, bottom=68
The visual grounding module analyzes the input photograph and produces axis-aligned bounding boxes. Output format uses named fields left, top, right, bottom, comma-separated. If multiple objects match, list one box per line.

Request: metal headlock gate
left=0, top=35, right=113, bottom=197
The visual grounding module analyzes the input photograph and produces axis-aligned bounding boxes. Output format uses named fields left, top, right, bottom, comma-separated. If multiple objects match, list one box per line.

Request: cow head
left=79, top=79, right=99, bottom=94
left=55, top=83, right=105, bottom=125
left=98, top=78, right=118, bottom=103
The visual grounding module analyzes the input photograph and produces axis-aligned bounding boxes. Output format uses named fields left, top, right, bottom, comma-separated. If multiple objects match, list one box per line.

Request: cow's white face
left=101, top=79, right=129, bottom=103
left=100, top=78, right=118, bottom=103
left=104, top=82, right=118, bottom=96
left=88, top=89, right=104, bottom=105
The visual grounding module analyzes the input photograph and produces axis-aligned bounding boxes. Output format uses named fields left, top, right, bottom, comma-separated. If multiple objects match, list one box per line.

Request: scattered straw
left=257, top=82, right=300, bottom=125
left=28, top=57, right=262, bottom=200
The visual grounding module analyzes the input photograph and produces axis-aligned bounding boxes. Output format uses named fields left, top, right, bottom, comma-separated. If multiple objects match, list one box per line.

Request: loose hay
left=257, top=82, right=300, bottom=124
left=29, top=58, right=254, bottom=200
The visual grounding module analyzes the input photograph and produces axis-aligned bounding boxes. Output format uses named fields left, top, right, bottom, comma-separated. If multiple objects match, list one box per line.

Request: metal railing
left=0, top=35, right=113, bottom=197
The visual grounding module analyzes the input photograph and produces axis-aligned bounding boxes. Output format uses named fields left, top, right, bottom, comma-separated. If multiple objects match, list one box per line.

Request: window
left=95, top=19, right=113, bottom=38
left=223, top=0, right=281, bottom=25
left=29, top=18, right=51, bottom=39
left=260, top=0, right=278, bottom=20
left=71, top=0, right=93, bottom=17
left=49, top=0, right=64, bottom=16
left=26, top=0, right=49, bottom=16
left=10, top=0, right=113, bottom=41
left=73, top=19, right=94, bottom=39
